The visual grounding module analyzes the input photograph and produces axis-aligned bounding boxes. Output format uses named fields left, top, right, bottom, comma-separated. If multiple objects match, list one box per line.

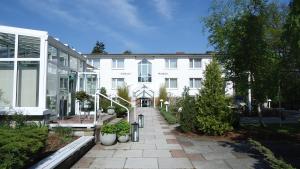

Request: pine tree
left=196, top=59, right=233, bottom=135
left=91, top=41, right=106, bottom=54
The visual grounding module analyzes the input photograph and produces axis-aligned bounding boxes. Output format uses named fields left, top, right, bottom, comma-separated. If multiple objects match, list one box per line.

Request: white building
left=0, top=25, right=233, bottom=121
left=86, top=54, right=233, bottom=107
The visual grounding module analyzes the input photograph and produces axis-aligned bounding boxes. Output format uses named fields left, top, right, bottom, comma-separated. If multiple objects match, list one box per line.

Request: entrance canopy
left=133, top=84, right=155, bottom=107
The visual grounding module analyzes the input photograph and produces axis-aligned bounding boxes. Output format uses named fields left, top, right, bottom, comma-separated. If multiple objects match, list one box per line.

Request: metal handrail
left=111, top=94, right=136, bottom=122
left=94, top=92, right=130, bottom=123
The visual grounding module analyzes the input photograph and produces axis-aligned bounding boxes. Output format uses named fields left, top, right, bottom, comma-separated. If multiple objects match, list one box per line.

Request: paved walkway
left=72, top=107, right=267, bottom=169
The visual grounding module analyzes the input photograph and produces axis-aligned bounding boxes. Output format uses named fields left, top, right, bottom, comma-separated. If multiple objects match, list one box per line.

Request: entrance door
left=141, top=98, right=151, bottom=107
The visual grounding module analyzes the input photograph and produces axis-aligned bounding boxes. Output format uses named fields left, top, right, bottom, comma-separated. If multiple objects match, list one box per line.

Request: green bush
left=0, top=126, right=48, bottom=169
left=196, top=59, right=234, bottom=135
left=115, top=120, right=130, bottom=136
left=197, top=116, right=233, bottom=135
left=160, top=108, right=178, bottom=124
left=52, top=126, right=73, bottom=143
left=116, top=86, right=131, bottom=118
left=101, top=124, right=117, bottom=134
left=99, top=87, right=111, bottom=113
left=249, top=139, right=295, bottom=169
left=158, top=85, right=168, bottom=106
left=179, top=87, right=197, bottom=132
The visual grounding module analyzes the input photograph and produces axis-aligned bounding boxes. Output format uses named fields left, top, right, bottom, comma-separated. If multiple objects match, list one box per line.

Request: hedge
left=0, top=126, right=48, bottom=169
left=159, top=108, right=178, bottom=124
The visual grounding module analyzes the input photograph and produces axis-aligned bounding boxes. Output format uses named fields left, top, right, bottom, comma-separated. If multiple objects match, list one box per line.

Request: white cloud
left=19, top=0, right=144, bottom=51
left=152, top=0, right=174, bottom=20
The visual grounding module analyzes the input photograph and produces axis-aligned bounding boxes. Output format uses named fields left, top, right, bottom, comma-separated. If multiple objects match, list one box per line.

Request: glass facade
left=18, top=35, right=40, bottom=58
left=0, top=33, right=15, bottom=58
left=17, top=61, right=40, bottom=107
left=46, top=63, right=58, bottom=111
left=138, top=59, right=152, bottom=82
left=0, top=61, right=14, bottom=106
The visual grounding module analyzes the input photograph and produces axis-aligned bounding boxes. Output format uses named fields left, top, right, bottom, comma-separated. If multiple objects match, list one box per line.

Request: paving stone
left=156, top=144, right=182, bottom=150
left=89, top=157, right=126, bottom=168
left=183, top=145, right=214, bottom=154
left=71, top=157, right=95, bottom=168
left=158, top=157, right=194, bottom=169
left=113, top=150, right=143, bottom=157
left=124, top=158, right=158, bottom=168
left=202, top=152, right=236, bottom=160
left=180, top=141, right=194, bottom=147
left=143, top=150, right=172, bottom=157
left=103, top=143, right=131, bottom=150
left=186, top=153, right=206, bottom=161
left=232, top=152, right=252, bottom=159
left=225, top=158, right=263, bottom=169
left=131, top=144, right=156, bottom=150
left=192, top=160, right=231, bottom=169
left=163, top=131, right=173, bottom=135
left=170, top=149, right=187, bottom=158
left=85, top=150, right=115, bottom=157
left=166, top=139, right=179, bottom=144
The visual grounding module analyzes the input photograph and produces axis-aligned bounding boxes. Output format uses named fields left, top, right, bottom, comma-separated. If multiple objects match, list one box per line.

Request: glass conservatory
left=0, top=26, right=98, bottom=121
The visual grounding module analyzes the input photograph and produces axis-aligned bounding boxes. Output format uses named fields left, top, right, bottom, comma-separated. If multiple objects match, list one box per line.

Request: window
left=189, top=78, right=201, bottom=88
left=59, top=51, right=69, bottom=66
left=46, top=63, right=58, bottom=111
left=112, top=59, right=124, bottom=69
left=17, top=61, right=39, bottom=107
left=0, top=61, right=14, bottom=106
left=69, top=56, right=78, bottom=71
left=18, top=35, right=40, bottom=58
left=165, top=78, right=177, bottom=89
left=48, top=45, right=58, bottom=63
left=112, top=78, right=124, bottom=89
left=189, top=58, right=202, bottom=68
left=165, top=58, right=177, bottom=69
left=0, top=33, right=15, bottom=58
left=138, top=59, right=152, bottom=82
left=88, top=59, right=100, bottom=69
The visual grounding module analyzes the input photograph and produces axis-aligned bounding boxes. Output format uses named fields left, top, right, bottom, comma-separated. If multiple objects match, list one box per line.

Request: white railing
left=111, top=94, right=136, bottom=122
left=94, top=92, right=130, bottom=124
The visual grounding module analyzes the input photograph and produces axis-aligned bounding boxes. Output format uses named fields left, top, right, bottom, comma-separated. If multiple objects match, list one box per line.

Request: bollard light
left=131, top=122, right=139, bottom=142
left=267, top=99, right=272, bottom=108
left=160, top=99, right=163, bottom=108
left=138, top=114, right=144, bottom=128
left=164, top=101, right=169, bottom=112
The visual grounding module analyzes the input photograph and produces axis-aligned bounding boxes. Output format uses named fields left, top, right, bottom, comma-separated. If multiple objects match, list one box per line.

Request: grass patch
left=159, top=108, right=178, bottom=124
left=249, top=139, right=295, bottom=169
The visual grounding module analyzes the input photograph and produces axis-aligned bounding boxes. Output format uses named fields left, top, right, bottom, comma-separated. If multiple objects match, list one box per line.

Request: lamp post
left=138, top=114, right=144, bottom=128
left=267, top=99, right=272, bottom=108
left=160, top=99, right=163, bottom=108
left=164, top=101, right=169, bottom=112
left=131, top=122, right=139, bottom=142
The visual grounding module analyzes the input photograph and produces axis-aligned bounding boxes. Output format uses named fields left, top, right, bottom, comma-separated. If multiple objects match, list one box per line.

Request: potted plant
left=107, top=106, right=115, bottom=115
left=116, top=120, right=130, bottom=143
left=100, top=124, right=117, bottom=146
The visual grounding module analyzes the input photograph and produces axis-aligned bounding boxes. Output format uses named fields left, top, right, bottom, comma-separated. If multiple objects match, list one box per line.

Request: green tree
left=203, top=0, right=288, bottom=115
left=99, top=87, right=110, bottom=112
left=91, top=41, right=106, bottom=54
left=281, top=0, right=300, bottom=109
left=179, top=87, right=197, bottom=132
left=123, top=50, right=132, bottom=54
left=196, top=59, right=233, bottom=135
left=158, top=84, right=167, bottom=107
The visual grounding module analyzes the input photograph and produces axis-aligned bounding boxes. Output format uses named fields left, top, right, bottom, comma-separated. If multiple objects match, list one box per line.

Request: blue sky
left=0, top=0, right=290, bottom=54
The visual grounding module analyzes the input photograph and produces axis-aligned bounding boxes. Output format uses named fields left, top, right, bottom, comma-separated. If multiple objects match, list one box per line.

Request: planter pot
left=107, top=108, right=115, bottom=115
left=118, top=134, right=129, bottom=143
left=100, top=132, right=116, bottom=146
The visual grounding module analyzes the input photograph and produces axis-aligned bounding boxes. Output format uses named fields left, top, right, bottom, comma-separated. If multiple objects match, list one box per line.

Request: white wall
left=93, top=56, right=217, bottom=98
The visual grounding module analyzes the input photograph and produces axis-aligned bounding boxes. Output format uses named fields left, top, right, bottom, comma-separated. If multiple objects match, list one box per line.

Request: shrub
left=249, top=139, right=295, bottom=169
left=101, top=124, right=117, bottom=134
left=52, top=126, right=73, bottom=143
left=197, top=116, right=233, bottom=135
left=99, top=87, right=111, bottom=113
left=116, top=85, right=131, bottom=118
left=158, top=84, right=168, bottom=106
left=179, top=87, right=197, bottom=132
left=115, top=120, right=130, bottom=136
left=196, top=59, right=234, bottom=135
left=160, top=108, right=178, bottom=124
left=0, top=126, right=48, bottom=169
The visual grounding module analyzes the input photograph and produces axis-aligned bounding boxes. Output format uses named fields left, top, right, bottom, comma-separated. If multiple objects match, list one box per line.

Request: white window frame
left=189, top=58, right=202, bottom=69
left=87, top=58, right=100, bottom=69
left=112, top=78, right=125, bottom=89
left=112, top=59, right=124, bottom=69
left=165, top=78, right=178, bottom=89
left=165, top=58, right=177, bottom=69
left=189, top=78, right=202, bottom=89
